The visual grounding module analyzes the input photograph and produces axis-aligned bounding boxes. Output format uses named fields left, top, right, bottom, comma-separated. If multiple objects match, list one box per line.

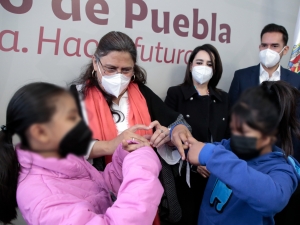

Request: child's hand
left=171, top=124, right=192, bottom=160
left=197, top=166, right=210, bottom=178
left=187, top=136, right=205, bottom=166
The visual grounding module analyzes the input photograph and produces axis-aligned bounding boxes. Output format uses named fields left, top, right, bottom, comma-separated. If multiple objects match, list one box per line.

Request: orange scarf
left=84, top=83, right=153, bottom=164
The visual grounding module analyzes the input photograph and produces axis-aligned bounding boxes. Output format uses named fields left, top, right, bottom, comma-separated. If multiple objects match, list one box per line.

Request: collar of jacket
left=180, top=84, right=223, bottom=102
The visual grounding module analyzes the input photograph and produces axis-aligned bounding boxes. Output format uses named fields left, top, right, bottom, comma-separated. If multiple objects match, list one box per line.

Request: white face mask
left=259, top=47, right=285, bottom=68
left=97, top=63, right=131, bottom=98
left=191, top=66, right=213, bottom=84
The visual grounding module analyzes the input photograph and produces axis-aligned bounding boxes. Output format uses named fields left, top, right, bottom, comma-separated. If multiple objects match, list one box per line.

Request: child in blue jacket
left=187, top=81, right=300, bottom=225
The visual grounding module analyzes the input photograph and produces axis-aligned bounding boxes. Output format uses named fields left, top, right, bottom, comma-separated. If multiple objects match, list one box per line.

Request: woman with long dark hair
left=187, top=81, right=300, bottom=225
left=164, top=44, right=229, bottom=224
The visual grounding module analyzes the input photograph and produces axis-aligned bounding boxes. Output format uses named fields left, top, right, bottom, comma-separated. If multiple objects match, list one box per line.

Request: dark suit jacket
left=228, top=64, right=300, bottom=108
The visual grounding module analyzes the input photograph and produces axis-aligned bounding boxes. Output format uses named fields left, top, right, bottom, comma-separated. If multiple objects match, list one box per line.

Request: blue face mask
left=230, top=135, right=263, bottom=160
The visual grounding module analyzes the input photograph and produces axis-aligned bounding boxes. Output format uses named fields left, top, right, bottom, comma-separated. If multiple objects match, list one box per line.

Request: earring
left=131, top=74, right=136, bottom=82
left=92, top=70, right=96, bottom=77
left=92, top=69, right=98, bottom=78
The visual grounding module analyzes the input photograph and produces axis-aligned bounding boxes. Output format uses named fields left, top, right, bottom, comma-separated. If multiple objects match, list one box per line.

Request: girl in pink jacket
left=0, top=82, right=163, bottom=225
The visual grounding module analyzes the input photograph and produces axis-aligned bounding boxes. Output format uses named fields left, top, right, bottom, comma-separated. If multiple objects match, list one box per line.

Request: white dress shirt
left=112, top=91, right=130, bottom=134
left=259, top=64, right=281, bottom=84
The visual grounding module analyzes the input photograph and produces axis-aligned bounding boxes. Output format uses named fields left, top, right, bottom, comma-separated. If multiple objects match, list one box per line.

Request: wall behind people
left=0, top=0, right=299, bottom=125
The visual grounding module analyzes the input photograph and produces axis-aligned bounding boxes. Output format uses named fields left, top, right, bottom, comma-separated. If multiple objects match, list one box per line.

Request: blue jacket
left=198, top=139, right=300, bottom=225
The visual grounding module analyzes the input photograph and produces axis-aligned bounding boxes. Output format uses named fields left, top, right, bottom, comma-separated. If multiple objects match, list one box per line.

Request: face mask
left=259, top=47, right=285, bottom=68
left=230, top=135, right=263, bottom=160
left=59, top=120, right=92, bottom=157
left=97, top=63, right=131, bottom=98
left=191, top=66, right=213, bottom=84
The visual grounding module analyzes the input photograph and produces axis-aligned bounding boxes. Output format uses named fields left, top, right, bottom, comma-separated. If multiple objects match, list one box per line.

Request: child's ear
left=270, top=136, right=277, bottom=145
left=27, top=124, right=51, bottom=144
left=261, top=136, right=272, bottom=147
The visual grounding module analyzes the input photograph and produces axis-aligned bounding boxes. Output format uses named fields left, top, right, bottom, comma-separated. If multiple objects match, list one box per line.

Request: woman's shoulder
left=212, top=88, right=229, bottom=101
left=137, top=82, right=156, bottom=97
left=215, top=88, right=228, bottom=96
left=167, top=85, right=182, bottom=92
left=219, top=90, right=229, bottom=101
left=137, top=82, right=150, bottom=91
left=167, top=85, right=186, bottom=95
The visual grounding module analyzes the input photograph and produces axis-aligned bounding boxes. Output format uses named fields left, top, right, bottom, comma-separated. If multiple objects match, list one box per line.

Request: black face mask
left=59, top=120, right=92, bottom=157
left=230, top=135, right=263, bottom=160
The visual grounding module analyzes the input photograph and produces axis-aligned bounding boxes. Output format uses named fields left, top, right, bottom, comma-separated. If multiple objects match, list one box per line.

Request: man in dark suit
left=229, top=23, right=300, bottom=108
left=229, top=23, right=300, bottom=225
left=229, top=24, right=300, bottom=160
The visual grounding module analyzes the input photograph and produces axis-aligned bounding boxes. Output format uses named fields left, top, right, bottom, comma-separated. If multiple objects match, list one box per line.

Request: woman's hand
left=147, top=120, right=170, bottom=148
left=119, top=124, right=151, bottom=151
left=171, top=124, right=192, bottom=160
left=186, top=136, right=205, bottom=166
left=89, top=124, right=151, bottom=158
left=197, top=166, right=210, bottom=178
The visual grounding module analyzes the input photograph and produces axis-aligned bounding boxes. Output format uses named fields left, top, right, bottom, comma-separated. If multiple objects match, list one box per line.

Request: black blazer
left=165, top=85, right=230, bottom=142
left=228, top=64, right=300, bottom=107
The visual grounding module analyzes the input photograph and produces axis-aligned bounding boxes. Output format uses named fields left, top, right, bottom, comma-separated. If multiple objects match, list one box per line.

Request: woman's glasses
left=99, top=60, right=134, bottom=75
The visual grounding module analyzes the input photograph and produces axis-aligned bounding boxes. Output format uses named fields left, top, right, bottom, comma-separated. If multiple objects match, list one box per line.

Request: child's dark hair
left=231, top=81, right=300, bottom=156
left=0, top=82, right=67, bottom=224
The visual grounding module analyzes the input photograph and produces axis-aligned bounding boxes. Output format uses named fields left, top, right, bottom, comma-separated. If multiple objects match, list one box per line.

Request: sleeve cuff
left=84, top=140, right=97, bottom=160
left=199, top=143, right=215, bottom=166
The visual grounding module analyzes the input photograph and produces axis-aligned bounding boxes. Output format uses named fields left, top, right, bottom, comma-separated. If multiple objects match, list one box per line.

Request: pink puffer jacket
left=16, top=144, right=163, bottom=225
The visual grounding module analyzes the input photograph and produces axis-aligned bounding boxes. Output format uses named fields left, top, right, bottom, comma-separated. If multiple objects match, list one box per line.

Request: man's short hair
left=260, top=23, right=289, bottom=46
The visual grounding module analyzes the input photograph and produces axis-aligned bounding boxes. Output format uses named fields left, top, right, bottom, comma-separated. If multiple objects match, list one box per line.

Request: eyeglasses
left=98, top=60, right=134, bottom=75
